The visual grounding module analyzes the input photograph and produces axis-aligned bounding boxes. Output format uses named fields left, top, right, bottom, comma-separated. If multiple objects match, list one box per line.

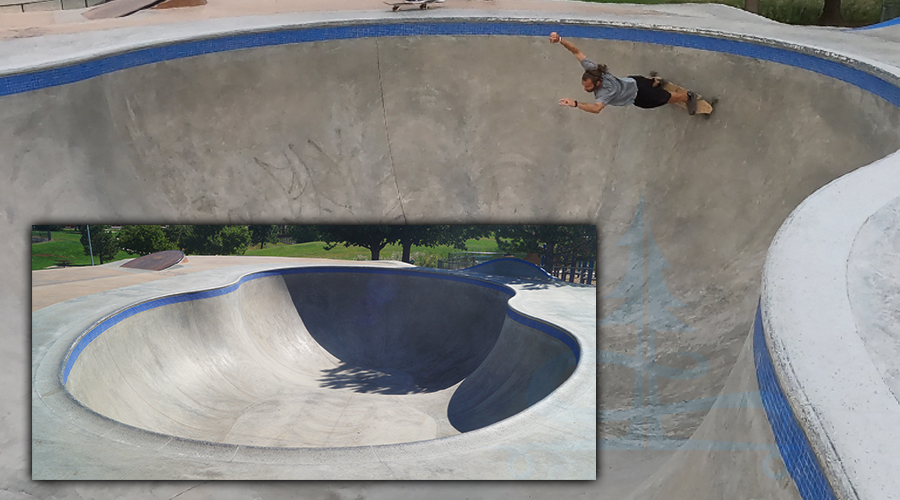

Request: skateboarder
left=550, top=32, right=697, bottom=115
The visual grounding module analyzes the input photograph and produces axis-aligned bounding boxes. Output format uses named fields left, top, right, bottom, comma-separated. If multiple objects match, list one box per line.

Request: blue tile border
left=753, top=302, right=837, bottom=500
left=60, top=266, right=580, bottom=384
left=508, top=307, right=580, bottom=363
left=2, top=20, right=899, bottom=107
left=852, top=15, right=900, bottom=30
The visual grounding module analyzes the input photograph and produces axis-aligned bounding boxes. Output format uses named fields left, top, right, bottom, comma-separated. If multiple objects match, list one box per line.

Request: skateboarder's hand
left=559, top=98, right=576, bottom=108
left=549, top=32, right=560, bottom=43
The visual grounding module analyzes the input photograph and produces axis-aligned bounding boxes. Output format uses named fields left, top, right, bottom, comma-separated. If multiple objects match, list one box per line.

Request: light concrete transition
left=8, top=0, right=900, bottom=498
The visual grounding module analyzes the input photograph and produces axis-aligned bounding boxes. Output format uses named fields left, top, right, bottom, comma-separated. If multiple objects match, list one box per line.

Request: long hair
left=581, top=65, right=607, bottom=86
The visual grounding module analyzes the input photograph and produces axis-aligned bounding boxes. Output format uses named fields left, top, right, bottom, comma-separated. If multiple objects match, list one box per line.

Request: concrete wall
left=282, top=270, right=510, bottom=391
left=0, top=0, right=105, bottom=13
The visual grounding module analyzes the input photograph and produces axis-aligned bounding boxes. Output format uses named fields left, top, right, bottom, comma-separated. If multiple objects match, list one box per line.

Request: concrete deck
left=6, top=0, right=900, bottom=498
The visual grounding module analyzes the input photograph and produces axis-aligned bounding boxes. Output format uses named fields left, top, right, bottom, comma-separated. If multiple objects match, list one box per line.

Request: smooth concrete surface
left=7, top=0, right=900, bottom=498
left=621, top=327, right=799, bottom=499
left=763, top=155, right=900, bottom=500
left=849, top=196, right=900, bottom=404
left=33, top=259, right=596, bottom=479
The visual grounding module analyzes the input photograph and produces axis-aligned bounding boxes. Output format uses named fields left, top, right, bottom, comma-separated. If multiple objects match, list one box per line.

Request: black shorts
left=629, top=75, right=671, bottom=109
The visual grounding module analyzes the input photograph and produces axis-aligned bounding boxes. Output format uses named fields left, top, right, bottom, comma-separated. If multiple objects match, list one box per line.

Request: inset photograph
left=32, top=224, right=596, bottom=480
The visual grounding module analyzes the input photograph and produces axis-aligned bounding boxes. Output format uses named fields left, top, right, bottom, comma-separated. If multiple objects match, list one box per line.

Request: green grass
left=31, top=229, right=137, bottom=270
left=578, top=0, right=884, bottom=26
left=32, top=230, right=502, bottom=271
left=245, top=237, right=501, bottom=268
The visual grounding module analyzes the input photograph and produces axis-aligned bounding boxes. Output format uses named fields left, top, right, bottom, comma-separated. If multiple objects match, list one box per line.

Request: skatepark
left=7, top=0, right=900, bottom=498
left=32, top=256, right=596, bottom=480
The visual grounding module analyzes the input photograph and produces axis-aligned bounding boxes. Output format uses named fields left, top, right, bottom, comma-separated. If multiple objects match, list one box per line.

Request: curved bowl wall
left=21, top=14, right=900, bottom=484
left=62, top=268, right=578, bottom=448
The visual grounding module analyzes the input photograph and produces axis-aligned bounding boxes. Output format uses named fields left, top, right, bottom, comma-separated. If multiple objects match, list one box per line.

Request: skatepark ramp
left=16, top=9, right=900, bottom=497
left=62, top=267, right=578, bottom=447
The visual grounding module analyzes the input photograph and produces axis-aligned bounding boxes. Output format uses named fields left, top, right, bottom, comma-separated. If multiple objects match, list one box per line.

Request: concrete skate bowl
left=61, top=267, right=578, bottom=448
left=16, top=16, right=900, bottom=487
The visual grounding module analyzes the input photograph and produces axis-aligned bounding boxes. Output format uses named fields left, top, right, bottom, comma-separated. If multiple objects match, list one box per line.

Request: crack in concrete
left=375, top=38, right=408, bottom=224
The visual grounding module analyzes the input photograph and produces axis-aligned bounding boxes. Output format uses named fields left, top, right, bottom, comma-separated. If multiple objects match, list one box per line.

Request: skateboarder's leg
left=629, top=75, right=670, bottom=109
left=666, top=88, right=698, bottom=114
left=667, top=89, right=689, bottom=104
left=643, top=74, right=698, bottom=114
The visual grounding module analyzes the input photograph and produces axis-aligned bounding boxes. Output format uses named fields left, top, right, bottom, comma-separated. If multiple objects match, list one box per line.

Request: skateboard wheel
left=393, top=5, right=399, bottom=10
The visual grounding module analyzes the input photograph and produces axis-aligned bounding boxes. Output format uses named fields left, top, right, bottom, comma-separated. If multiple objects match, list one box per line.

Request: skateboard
left=385, top=0, right=443, bottom=11
left=649, top=71, right=716, bottom=117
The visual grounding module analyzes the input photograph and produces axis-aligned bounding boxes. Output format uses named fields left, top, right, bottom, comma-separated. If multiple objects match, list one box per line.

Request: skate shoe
left=686, top=91, right=698, bottom=115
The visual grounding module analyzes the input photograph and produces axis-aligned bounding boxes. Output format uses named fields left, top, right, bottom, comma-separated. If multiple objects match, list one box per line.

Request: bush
left=181, top=225, right=252, bottom=255
left=289, top=225, right=321, bottom=244
left=578, top=0, right=882, bottom=25
left=117, top=225, right=175, bottom=256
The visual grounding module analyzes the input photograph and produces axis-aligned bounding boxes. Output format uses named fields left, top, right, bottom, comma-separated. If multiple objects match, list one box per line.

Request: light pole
left=86, top=225, right=94, bottom=266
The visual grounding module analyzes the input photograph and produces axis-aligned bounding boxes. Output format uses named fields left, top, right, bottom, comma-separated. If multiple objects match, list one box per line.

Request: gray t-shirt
left=581, top=58, right=638, bottom=106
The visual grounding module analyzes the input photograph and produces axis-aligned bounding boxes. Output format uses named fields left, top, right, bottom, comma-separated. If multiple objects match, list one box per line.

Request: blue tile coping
left=60, top=264, right=581, bottom=386
left=1, top=20, right=898, bottom=108
left=754, top=302, right=837, bottom=499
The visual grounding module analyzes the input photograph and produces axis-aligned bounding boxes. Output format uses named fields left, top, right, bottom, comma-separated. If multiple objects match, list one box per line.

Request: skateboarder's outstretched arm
left=559, top=98, right=605, bottom=114
left=549, top=32, right=587, bottom=62
left=550, top=32, right=605, bottom=114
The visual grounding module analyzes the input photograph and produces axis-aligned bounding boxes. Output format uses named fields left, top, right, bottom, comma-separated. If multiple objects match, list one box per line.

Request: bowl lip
left=3, top=13, right=900, bottom=110
left=59, top=263, right=583, bottom=385
left=44, top=260, right=590, bottom=459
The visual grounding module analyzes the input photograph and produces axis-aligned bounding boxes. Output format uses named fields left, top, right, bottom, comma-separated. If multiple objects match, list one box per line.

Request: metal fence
left=437, top=251, right=595, bottom=285
left=546, top=256, right=595, bottom=285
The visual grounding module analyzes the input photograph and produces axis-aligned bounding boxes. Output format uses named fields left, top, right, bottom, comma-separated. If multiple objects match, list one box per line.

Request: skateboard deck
left=385, top=0, right=442, bottom=11
left=649, top=72, right=715, bottom=117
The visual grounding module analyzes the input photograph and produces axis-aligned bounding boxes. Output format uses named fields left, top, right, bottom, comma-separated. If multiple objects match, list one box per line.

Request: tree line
left=33, top=224, right=596, bottom=268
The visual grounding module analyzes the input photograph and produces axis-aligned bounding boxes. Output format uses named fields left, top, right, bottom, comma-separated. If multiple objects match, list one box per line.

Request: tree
left=249, top=225, right=279, bottom=249
left=219, top=226, right=252, bottom=255
left=163, top=225, right=192, bottom=251
left=181, top=225, right=252, bottom=255
left=745, top=0, right=845, bottom=25
left=316, top=225, right=403, bottom=261
left=818, top=0, right=844, bottom=25
left=117, top=225, right=175, bottom=256
left=315, top=225, right=492, bottom=263
left=743, top=0, right=759, bottom=14
left=78, top=225, right=119, bottom=264
left=288, top=225, right=320, bottom=245
left=495, top=225, right=596, bottom=271
left=395, top=225, right=491, bottom=263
